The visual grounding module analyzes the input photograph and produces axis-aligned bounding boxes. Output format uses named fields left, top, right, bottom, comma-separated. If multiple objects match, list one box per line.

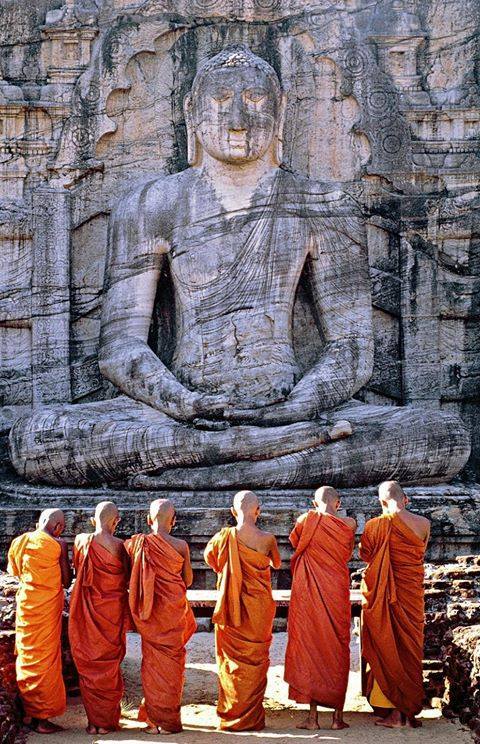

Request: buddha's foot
left=327, top=419, right=352, bottom=440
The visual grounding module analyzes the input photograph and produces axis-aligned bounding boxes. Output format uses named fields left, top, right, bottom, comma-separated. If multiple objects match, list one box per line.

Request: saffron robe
left=204, top=527, right=276, bottom=731
left=7, top=530, right=66, bottom=720
left=360, top=513, right=427, bottom=718
left=125, top=533, right=196, bottom=732
left=284, top=511, right=354, bottom=708
left=69, top=535, right=129, bottom=730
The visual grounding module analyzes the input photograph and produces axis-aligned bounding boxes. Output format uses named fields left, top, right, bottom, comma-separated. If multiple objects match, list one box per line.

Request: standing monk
left=69, top=501, right=130, bottom=735
left=360, top=480, right=430, bottom=728
left=285, top=486, right=356, bottom=730
left=7, top=509, right=71, bottom=734
left=204, top=490, right=281, bottom=731
left=125, top=499, right=196, bottom=734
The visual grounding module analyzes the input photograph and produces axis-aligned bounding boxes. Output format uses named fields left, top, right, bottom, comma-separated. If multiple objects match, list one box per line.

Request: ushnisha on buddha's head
left=184, top=44, right=286, bottom=167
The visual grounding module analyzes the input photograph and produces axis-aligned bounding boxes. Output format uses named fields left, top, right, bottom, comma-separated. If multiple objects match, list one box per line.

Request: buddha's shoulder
left=111, top=169, right=196, bottom=221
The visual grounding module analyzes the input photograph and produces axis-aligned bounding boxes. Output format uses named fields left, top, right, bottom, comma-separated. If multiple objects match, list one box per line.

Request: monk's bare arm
left=180, top=543, right=194, bottom=588
left=99, top=186, right=226, bottom=423
left=58, top=538, right=72, bottom=588
left=268, top=535, right=282, bottom=570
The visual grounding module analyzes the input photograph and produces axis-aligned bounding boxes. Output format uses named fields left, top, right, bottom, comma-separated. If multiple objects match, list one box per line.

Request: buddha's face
left=192, top=66, right=280, bottom=164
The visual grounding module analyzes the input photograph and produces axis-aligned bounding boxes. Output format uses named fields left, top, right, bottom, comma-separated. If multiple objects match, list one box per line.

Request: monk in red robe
left=204, top=490, right=281, bottom=731
left=360, top=480, right=430, bottom=728
left=69, top=501, right=130, bottom=735
left=125, top=499, right=196, bottom=734
left=284, top=486, right=356, bottom=730
left=8, top=509, right=71, bottom=734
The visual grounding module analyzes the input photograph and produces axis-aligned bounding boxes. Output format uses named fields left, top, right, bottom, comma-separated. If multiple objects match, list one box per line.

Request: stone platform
left=1, top=470, right=479, bottom=587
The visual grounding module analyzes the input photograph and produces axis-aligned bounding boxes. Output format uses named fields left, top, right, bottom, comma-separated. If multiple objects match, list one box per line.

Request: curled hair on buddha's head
left=190, top=44, right=283, bottom=101
left=184, top=43, right=286, bottom=166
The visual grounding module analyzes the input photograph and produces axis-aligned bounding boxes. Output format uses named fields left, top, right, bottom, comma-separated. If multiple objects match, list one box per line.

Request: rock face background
left=0, top=0, right=479, bottom=480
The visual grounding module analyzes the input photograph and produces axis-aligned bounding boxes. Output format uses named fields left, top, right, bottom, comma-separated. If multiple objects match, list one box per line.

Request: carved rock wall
left=0, top=0, right=478, bottom=481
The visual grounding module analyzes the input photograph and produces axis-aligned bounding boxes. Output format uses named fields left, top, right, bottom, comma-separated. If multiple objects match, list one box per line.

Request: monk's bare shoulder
left=296, top=512, right=309, bottom=525
left=340, top=516, right=357, bottom=531
left=167, top=534, right=190, bottom=558
left=406, top=511, right=431, bottom=539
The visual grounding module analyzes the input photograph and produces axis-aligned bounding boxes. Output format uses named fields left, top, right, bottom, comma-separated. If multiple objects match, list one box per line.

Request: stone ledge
left=0, top=474, right=479, bottom=577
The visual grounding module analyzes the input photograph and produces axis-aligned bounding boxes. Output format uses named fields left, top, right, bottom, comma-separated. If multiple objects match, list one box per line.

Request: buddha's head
left=185, top=44, right=286, bottom=167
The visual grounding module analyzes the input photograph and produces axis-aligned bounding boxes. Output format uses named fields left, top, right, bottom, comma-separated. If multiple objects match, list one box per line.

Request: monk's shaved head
left=38, top=508, right=65, bottom=536
left=379, top=480, right=406, bottom=505
left=233, top=490, right=259, bottom=515
left=94, top=501, right=119, bottom=526
left=150, top=498, right=175, bottom=525
left=314, top=486, right=340, bottom=507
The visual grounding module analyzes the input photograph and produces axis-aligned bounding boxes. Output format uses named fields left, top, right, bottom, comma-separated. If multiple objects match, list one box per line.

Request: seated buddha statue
left=8, top=45, right=470, bottom=489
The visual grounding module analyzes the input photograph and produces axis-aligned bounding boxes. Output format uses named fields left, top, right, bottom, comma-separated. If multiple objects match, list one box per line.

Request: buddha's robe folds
left=204, top=527, right=275, bottom=731
left=284, top=511, right=354, bottom=708
left=69, top=535, right=130, bottom=731
left=360, top=513, right=427, bottom=718
left=125, top=533, right=196, bottom=733
left=7, top=530, right=66, bottom=720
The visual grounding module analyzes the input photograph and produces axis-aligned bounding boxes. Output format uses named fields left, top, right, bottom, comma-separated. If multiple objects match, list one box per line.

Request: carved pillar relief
left=31, top=188, right=71, bottom=406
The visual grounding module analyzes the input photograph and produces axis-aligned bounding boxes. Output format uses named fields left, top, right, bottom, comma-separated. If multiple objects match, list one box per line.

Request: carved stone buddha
left=8, top=45, right=470, bottom=488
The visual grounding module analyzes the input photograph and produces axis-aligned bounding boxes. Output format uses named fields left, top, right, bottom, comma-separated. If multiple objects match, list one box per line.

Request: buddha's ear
left=184, top=92, right=199, bottom=166
left=274, top=92, right=287, bottom=166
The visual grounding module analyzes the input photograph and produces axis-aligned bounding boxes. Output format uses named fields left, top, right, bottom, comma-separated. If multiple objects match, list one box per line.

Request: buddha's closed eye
left=244, top=89, right=267, bottom=104
left=212, top=91, right=234, bottom=103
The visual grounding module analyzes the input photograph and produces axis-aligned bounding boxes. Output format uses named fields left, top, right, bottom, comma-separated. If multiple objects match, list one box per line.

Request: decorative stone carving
left=8, top=44, right=470, bottom=489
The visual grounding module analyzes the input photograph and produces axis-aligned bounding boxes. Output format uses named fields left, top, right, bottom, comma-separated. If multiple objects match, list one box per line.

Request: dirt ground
left=28, top=631, right=473, bottom=743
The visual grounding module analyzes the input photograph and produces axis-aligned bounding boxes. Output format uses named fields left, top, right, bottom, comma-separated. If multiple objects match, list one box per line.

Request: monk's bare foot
left=331, top=710, right=349, bottom=730
left=375, top=710, right=405, bottom=728
left=86, top=724, right=98, bottom=734
left=407, top=717, right=423, bottom=728
left=32, top=719, right=65, bottom=734
left=97, top=727, right=110, bottom=734
left=145, top=725, right=160, bottom=734
left=296, top=716, right=320, bottom=730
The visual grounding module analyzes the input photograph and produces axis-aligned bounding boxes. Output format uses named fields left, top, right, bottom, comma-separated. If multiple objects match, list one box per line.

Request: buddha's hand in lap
left=222, top=395, right=320, bottom=427
left=224, top=398, right=353, bottom=440
left=172, top=393, right=233, bottom=423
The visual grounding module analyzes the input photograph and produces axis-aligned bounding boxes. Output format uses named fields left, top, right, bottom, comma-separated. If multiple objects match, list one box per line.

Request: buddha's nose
left=228, top=92, right=247, bottom=131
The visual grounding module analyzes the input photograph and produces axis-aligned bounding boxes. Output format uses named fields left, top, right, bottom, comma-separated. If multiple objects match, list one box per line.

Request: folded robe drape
left=7, top=530, right=66, bottom=720
left=125, top=533, right=196, bottom=733
left=284, top=511, right=354, bottom=708
left=69, top=535, right=130, bottom=730
left=360, top=513, right=426, bottom=718
left=204, top=527, right=275, bottom=732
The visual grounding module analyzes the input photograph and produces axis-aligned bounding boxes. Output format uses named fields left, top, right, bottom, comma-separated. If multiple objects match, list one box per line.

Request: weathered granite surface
left=0, top=0, right=478, bottom=481
left=6, top=39, right=470, bottom=489
left=0, top=1, right=479, bottom=581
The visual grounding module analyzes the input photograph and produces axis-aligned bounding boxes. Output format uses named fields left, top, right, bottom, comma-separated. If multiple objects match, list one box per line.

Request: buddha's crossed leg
left=8, top=396, right=347, bottom=487
left=129, top=402, right=471, bottom=489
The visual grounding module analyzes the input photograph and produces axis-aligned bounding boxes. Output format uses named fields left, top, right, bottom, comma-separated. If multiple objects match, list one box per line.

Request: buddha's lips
left=228, top=133, right=247, bottom=147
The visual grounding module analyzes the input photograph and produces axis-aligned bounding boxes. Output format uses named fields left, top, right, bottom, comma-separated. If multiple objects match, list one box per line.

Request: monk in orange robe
left=204, top=490, right=281, bottom=731
left=285, top=486, right=356, bottom=730
left=125, top=499, right=196, bottom=734
left=69, top=501, right=130, bottom=735
left=8, top=508, right=71, bottom=734
left=360, top=480, right=430, bottom=728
